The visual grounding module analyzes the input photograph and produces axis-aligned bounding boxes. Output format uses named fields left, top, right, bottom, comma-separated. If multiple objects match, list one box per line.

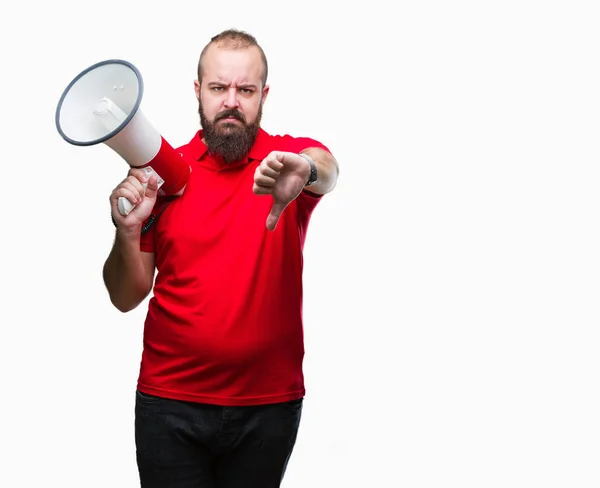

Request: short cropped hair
left=197, top=29, right=268, bottom=87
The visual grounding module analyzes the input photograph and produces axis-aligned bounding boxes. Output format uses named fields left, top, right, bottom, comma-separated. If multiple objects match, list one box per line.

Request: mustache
left=215, top=109, right=246, bottom=123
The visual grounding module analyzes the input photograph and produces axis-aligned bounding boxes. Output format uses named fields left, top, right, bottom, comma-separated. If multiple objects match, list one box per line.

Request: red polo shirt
left=136, top=128, right=329, bottom=406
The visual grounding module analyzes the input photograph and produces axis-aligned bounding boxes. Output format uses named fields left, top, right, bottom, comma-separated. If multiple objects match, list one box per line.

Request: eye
left=212, top=86, right=224, bottom=92
left=239, top=88, right=254, bottom=95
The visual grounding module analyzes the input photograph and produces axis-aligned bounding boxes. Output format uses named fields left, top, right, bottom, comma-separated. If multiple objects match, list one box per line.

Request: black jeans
left=134, top=389, right=303, bottom=488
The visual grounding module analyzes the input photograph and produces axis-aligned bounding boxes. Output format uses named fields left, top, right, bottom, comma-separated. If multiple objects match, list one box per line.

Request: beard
left=199, top=100, right=262, bottom=164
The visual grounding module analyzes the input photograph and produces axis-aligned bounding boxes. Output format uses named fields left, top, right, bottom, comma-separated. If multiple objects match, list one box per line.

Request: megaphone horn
left=55, top=59, right=191, bottom=216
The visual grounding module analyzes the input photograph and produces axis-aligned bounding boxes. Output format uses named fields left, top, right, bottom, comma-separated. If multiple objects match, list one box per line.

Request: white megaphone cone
left=55, top=59, right=191, bottom=216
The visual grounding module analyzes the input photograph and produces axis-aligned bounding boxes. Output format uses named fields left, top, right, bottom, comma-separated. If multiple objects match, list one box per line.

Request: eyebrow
left=208, top=81, right=258, bottom=90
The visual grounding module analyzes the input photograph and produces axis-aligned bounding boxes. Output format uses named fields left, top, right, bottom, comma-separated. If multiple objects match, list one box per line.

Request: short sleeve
left=281, top=136, right=331, bottom=155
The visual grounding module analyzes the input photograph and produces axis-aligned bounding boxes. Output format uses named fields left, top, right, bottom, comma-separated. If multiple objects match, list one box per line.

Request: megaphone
left=55, top=59, right=191, bottom=216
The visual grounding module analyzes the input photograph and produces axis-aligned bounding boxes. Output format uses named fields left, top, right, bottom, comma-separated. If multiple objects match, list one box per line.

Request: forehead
left=202, top=45, right=263, bottom=84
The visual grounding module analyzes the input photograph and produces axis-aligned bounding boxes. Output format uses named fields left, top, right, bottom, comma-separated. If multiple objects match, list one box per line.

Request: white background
left=2, top=0, right=599, bottom=486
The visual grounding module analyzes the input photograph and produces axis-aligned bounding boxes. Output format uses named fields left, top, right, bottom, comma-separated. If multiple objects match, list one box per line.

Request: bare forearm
left=103, top=231, right=154, bottom=312
left=300, top=147, right=339, bottom=195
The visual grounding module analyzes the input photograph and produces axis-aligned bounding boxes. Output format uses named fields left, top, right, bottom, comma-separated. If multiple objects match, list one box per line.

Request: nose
left=223, top=87, right=240, bottom=109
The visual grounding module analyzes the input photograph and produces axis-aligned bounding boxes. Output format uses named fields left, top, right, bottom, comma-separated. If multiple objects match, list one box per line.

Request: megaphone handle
left=117, top=166, right=164, bottom=216
left=117, top=194, right=139, bottom=216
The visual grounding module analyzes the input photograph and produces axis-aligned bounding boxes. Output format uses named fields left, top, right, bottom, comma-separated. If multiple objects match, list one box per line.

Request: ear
left=261, top=84, right=270, bottom=105
left=194, top=80, right=201, bottom=101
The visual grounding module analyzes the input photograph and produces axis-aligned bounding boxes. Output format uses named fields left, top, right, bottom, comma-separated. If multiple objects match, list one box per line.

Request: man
left=103, top=28, right=339, bottom=487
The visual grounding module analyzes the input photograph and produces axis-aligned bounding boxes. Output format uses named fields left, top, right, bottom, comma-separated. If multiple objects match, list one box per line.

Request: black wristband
left=299, top=153, right=318, bottom=186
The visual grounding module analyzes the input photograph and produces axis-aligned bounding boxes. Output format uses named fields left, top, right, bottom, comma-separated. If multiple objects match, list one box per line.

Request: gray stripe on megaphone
left=55, top=59, right=144, bottom=146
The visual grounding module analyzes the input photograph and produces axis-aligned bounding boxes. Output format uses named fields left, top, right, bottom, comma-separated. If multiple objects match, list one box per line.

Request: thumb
left=266, top=199, right=288, bottom=231
left=144, top=175, right=160, bottom=200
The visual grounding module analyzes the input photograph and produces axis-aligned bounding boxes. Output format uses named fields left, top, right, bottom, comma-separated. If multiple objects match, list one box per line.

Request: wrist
left=298, top=153, right=318, bottom=186
left=115, top=225, right=143, bottom=242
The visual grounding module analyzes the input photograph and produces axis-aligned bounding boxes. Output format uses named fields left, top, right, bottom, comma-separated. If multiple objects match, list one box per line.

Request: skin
left=195, top=44, right=339, bottom=230
left=102, top=43, right=339, bottom=312
left=195, top=45, right=267, bottom=137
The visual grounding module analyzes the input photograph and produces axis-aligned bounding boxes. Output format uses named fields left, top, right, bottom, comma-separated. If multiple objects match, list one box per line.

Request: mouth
left=217, top=118, right=243, bottom=130
left=216, top=110, right=245, bottom=124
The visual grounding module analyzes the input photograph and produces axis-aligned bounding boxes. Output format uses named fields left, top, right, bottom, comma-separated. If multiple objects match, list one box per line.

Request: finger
left=125, top=173, right=148, bottom=191
left=255, top=164, right=277, bottom=181
left=266, top=199, right=288, bottom=231
left=111, top=187, right=141, bottom=210
left=118, top=180, right=145, bottom=203
left=253, top=183, right=273, bottom=195
left=128, top=167, right=151, bottom=183
left=264, top=155, right=284, bottom=172
left=258, top=162, right=280, bottom=179
left=254, top=173, right=277, bottom=188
